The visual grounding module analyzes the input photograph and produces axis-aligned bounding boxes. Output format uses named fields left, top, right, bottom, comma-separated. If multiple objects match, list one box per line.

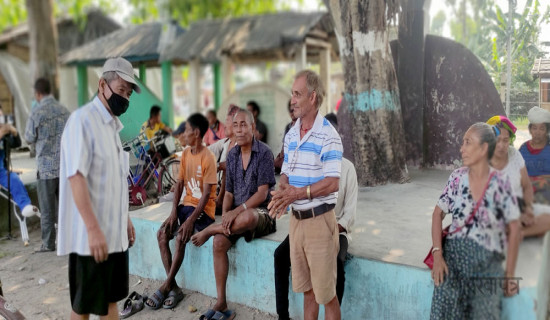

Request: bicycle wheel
left=158, top=158, right=180, bottom=196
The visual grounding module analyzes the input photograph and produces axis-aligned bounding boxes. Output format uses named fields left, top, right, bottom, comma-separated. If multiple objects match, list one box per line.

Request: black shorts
left=177, top=205, right=215, bottom=232
left=69, top=251, right=129, bottom=316
left=228, top=208, right=276, bottom=244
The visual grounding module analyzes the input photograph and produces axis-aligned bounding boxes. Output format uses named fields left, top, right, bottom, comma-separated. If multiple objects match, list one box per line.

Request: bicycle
left=123, top=132, right=180, bottom=206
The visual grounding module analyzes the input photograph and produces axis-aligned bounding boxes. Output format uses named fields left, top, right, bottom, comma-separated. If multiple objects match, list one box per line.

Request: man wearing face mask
left=57, top=57, right=140, bottom=319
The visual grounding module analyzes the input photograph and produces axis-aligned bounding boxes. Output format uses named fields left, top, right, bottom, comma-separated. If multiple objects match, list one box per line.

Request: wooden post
left=295, top=44, right=307, bottom=71
left=76, top=65, right=88, bottom=107
left=319, top=47, right=331, bottom=114
left=139, top=63, right=147, bottom=84
left=189, top=59, right=202, bottom=114
left=161, top=61, right=174, bottom=128
left=221, top=55, right=232, bottom=104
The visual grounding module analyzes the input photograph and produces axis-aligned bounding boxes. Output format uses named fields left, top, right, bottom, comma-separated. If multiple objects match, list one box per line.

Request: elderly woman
left=486, top=116, right=535, bottom=229
left=519, top=107, right=550, bottom=237
left=430, top=123, right=520, bottom=319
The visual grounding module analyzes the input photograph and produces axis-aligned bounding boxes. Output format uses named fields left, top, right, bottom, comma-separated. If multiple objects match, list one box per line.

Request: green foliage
left=127, top=0, right=302, bottom=26
left=430, top=10, right=446, bottom=36
left=0, top=0, right=113, bottom=32
left=437, top=0, right=550, bottom=91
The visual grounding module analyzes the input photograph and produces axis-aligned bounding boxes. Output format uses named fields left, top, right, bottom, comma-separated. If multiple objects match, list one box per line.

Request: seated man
left=204, top=109, right=226, bottom=146
left=145, top=113, right=217, bottom=310
left=191, top=108, right=276, bottom=320
left=141, top=105, right=172, bottom=140
left=273, top=113, right=358, bottom=320
left=519, top=106, right=550, bottom=237
left=0, top=109, right=39, bottom=217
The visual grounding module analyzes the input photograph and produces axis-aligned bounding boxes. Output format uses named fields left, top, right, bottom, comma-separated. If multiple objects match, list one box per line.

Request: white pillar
left=189, top=59, right=201, bottom=113
left=221, top=55, right=232, bottom=102
left=295, top=44, right=307, bottom=71
left=320, top=47, right=331, bottom=114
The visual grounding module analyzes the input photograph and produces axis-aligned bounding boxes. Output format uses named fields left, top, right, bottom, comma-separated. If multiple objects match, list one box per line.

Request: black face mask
left=103, top=82, right=129, bottom=117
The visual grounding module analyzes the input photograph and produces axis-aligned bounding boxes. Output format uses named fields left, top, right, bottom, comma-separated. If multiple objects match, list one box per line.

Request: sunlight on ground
left=372, top=229, right=381, bottom=235
left=6, top=255, right=23, bottom=264
left=382, top=249, right=405, bottom=263
left=367, top=220, right=376, bottom=225
left=354, top=227, right=366, bottom=233
left=43, top=296, right=58, bottom=304
left=7, top=284, right=21, bottom=292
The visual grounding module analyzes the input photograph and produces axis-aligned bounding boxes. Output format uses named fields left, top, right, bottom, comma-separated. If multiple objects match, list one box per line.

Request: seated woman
left=0, top=120, right=39, bottom=217
left=486, top=115, right=536, bottom=232
left=519, top=106, right=550, bottom=237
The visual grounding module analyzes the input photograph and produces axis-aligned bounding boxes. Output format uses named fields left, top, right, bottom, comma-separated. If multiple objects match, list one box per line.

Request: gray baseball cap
left=102, top=57, right=141, bottom=93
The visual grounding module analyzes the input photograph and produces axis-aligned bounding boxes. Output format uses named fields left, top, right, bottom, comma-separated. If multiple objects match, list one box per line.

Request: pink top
left=204, top=122, right=226, bottom=145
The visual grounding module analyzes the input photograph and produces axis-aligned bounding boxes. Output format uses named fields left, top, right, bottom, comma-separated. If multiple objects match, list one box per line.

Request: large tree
left=25, top=0, right=59, bottom=97
left=324, top=0, right=409, bottom=186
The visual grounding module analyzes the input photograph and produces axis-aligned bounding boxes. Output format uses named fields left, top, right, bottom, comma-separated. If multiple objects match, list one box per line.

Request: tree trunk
left=326, top=0, right=409, bottom=186
left=26, top=0, right=59, bottom=97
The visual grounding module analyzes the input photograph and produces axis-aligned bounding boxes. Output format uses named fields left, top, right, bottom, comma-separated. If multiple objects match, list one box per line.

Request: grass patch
left=510, top=116, right=529, bottom=130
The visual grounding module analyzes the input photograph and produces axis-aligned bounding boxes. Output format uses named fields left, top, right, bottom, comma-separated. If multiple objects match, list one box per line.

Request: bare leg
left=212, top=235, right=232, bottom=311
left=523, top=214, right=550, bottom=237
left=70, top=311, right=89, bottom=320
left=303, top=289, right=320, bottom=320
left=99, top=303, right=119, bottom=320
left=324, top=296, right=342, bottom=320
left=157, top=227, right=178, bottom=289
left=159, top=231, right=187, bottom=293
left=191, top=209, right=259, bottom=246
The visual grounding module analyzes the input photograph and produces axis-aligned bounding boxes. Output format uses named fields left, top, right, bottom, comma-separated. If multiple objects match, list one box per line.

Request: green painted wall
left=118, top=76, right=164, bottom=143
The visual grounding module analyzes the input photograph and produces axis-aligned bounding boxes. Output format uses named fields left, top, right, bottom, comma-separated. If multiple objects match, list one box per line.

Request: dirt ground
left=0, top=227, right=277, bottom=320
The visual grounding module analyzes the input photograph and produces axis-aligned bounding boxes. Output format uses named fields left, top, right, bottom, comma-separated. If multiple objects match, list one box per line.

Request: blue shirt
left=519, top=142, right=550, bottom=177
left=226, top=138, right=276, bottom=209
left=281, top=112, right=343, bottom=210
left=24, top=95, right=70, bottom=179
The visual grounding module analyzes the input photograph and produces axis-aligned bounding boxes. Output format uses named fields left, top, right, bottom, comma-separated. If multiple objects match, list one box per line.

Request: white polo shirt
left=281, top=112, right=343, bottom=211
left=57, top=97, right=130, bottom=256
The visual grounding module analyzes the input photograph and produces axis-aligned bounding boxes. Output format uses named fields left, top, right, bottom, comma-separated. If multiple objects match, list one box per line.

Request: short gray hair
left=233, top=108, right=255, bottom=125
left=469, top=122, right=497, bottom=160
left=295, top=70, right=325, bottom=109
left=101, top=71, right=119, bottom=84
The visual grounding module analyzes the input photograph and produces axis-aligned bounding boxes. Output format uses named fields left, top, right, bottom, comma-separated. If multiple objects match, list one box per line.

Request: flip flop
left=212, top=310, right=236, bottom=320
left=119, top=292, right=144, bottom=319
left=162, top=289, right=184, bottom=309
left=199, top=309, right=217, bottom=320
left=144, top=289, right=165, bottom=310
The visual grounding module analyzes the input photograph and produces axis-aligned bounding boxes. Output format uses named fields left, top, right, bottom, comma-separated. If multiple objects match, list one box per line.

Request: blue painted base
left=129, top=217, right=536, bottom=319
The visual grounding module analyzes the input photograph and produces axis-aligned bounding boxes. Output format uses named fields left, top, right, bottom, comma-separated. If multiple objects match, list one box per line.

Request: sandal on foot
left=119, top=291, right=144, bottom=318
left=200, top=309, right=217, bottom=320
left=144, top=289, right=165, bottom=310
left=212, top=310, right=236, bottom=320
left=162, top=289, right=184, bottom=309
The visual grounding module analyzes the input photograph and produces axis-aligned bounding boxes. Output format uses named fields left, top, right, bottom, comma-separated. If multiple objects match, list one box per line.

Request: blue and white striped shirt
left=281, top=112, right=343, bottom=210
left=57, top=97, right=130, bottom=256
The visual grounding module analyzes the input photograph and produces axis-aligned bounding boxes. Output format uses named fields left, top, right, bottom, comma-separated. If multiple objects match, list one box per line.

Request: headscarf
left=527, top=107, right=550, bottom=124
left=486, top=115, right=517, bottom=144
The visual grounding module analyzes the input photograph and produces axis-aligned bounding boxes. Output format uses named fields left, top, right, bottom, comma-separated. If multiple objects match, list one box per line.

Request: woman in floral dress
left=430, top=123, right=521, bottom=319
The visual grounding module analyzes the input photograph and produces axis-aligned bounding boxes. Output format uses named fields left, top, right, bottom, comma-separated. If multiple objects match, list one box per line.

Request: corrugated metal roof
left=61, top=21, right=185, bottom=66
left=0, top=10, right=121, bottom=55
left=160, top=11, right=333, bottom=64
left=532, top=58, right=550, bottom=77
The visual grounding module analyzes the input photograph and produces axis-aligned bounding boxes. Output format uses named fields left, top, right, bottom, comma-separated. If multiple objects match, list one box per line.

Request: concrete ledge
left=129, top=202, right=537, bottom=319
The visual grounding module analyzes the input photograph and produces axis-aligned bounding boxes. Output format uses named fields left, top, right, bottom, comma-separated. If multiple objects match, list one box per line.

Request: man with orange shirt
left=145, top=113, right=217, bottom=311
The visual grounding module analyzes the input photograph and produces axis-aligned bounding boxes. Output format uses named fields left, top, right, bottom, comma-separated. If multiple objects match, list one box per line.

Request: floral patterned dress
left=430, top=167, right=520, bottom=320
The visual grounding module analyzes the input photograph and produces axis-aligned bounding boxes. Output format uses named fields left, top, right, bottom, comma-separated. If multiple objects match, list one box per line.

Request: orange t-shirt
left=178, top=146, right=218, bottom=219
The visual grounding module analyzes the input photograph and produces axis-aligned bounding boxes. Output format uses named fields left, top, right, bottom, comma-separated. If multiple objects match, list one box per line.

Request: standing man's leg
left=37, top=178, right=59, bottom=251
left=336, top=234, right=348, bottom=305
left=212, top=234, right=233, bottom=311
left=274, top=236, right=291, bottom=319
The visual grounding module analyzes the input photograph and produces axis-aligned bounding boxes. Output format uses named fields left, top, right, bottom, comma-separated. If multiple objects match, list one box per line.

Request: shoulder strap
left=450, top=171, right=496, bottom=235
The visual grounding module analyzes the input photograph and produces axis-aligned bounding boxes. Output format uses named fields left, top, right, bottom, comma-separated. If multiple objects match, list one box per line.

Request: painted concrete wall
left=129, top=217, right=536, bottom=319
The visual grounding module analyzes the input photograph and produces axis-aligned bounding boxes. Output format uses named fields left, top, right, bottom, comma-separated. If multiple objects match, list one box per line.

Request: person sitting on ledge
left=518, top=107, right=550, bottom=237
left=191, top=108, right=276, bottom=320
left=145, top=113, right=217, bottom=311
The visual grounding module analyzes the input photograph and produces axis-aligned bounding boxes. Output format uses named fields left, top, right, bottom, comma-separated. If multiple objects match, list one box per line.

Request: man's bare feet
left=212, top=300, right=228, bottom=312
left=191, top=230, right=211, bottom=246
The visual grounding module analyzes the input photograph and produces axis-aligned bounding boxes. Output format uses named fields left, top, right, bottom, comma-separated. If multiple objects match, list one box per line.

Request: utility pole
left=505, top=0, right=514, bottom=116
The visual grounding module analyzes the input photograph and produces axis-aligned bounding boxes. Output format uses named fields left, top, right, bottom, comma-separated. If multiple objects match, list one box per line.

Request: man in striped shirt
left=58, top=57, right=139, bottom=319
left=269, top=70, right=343, bottom=320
